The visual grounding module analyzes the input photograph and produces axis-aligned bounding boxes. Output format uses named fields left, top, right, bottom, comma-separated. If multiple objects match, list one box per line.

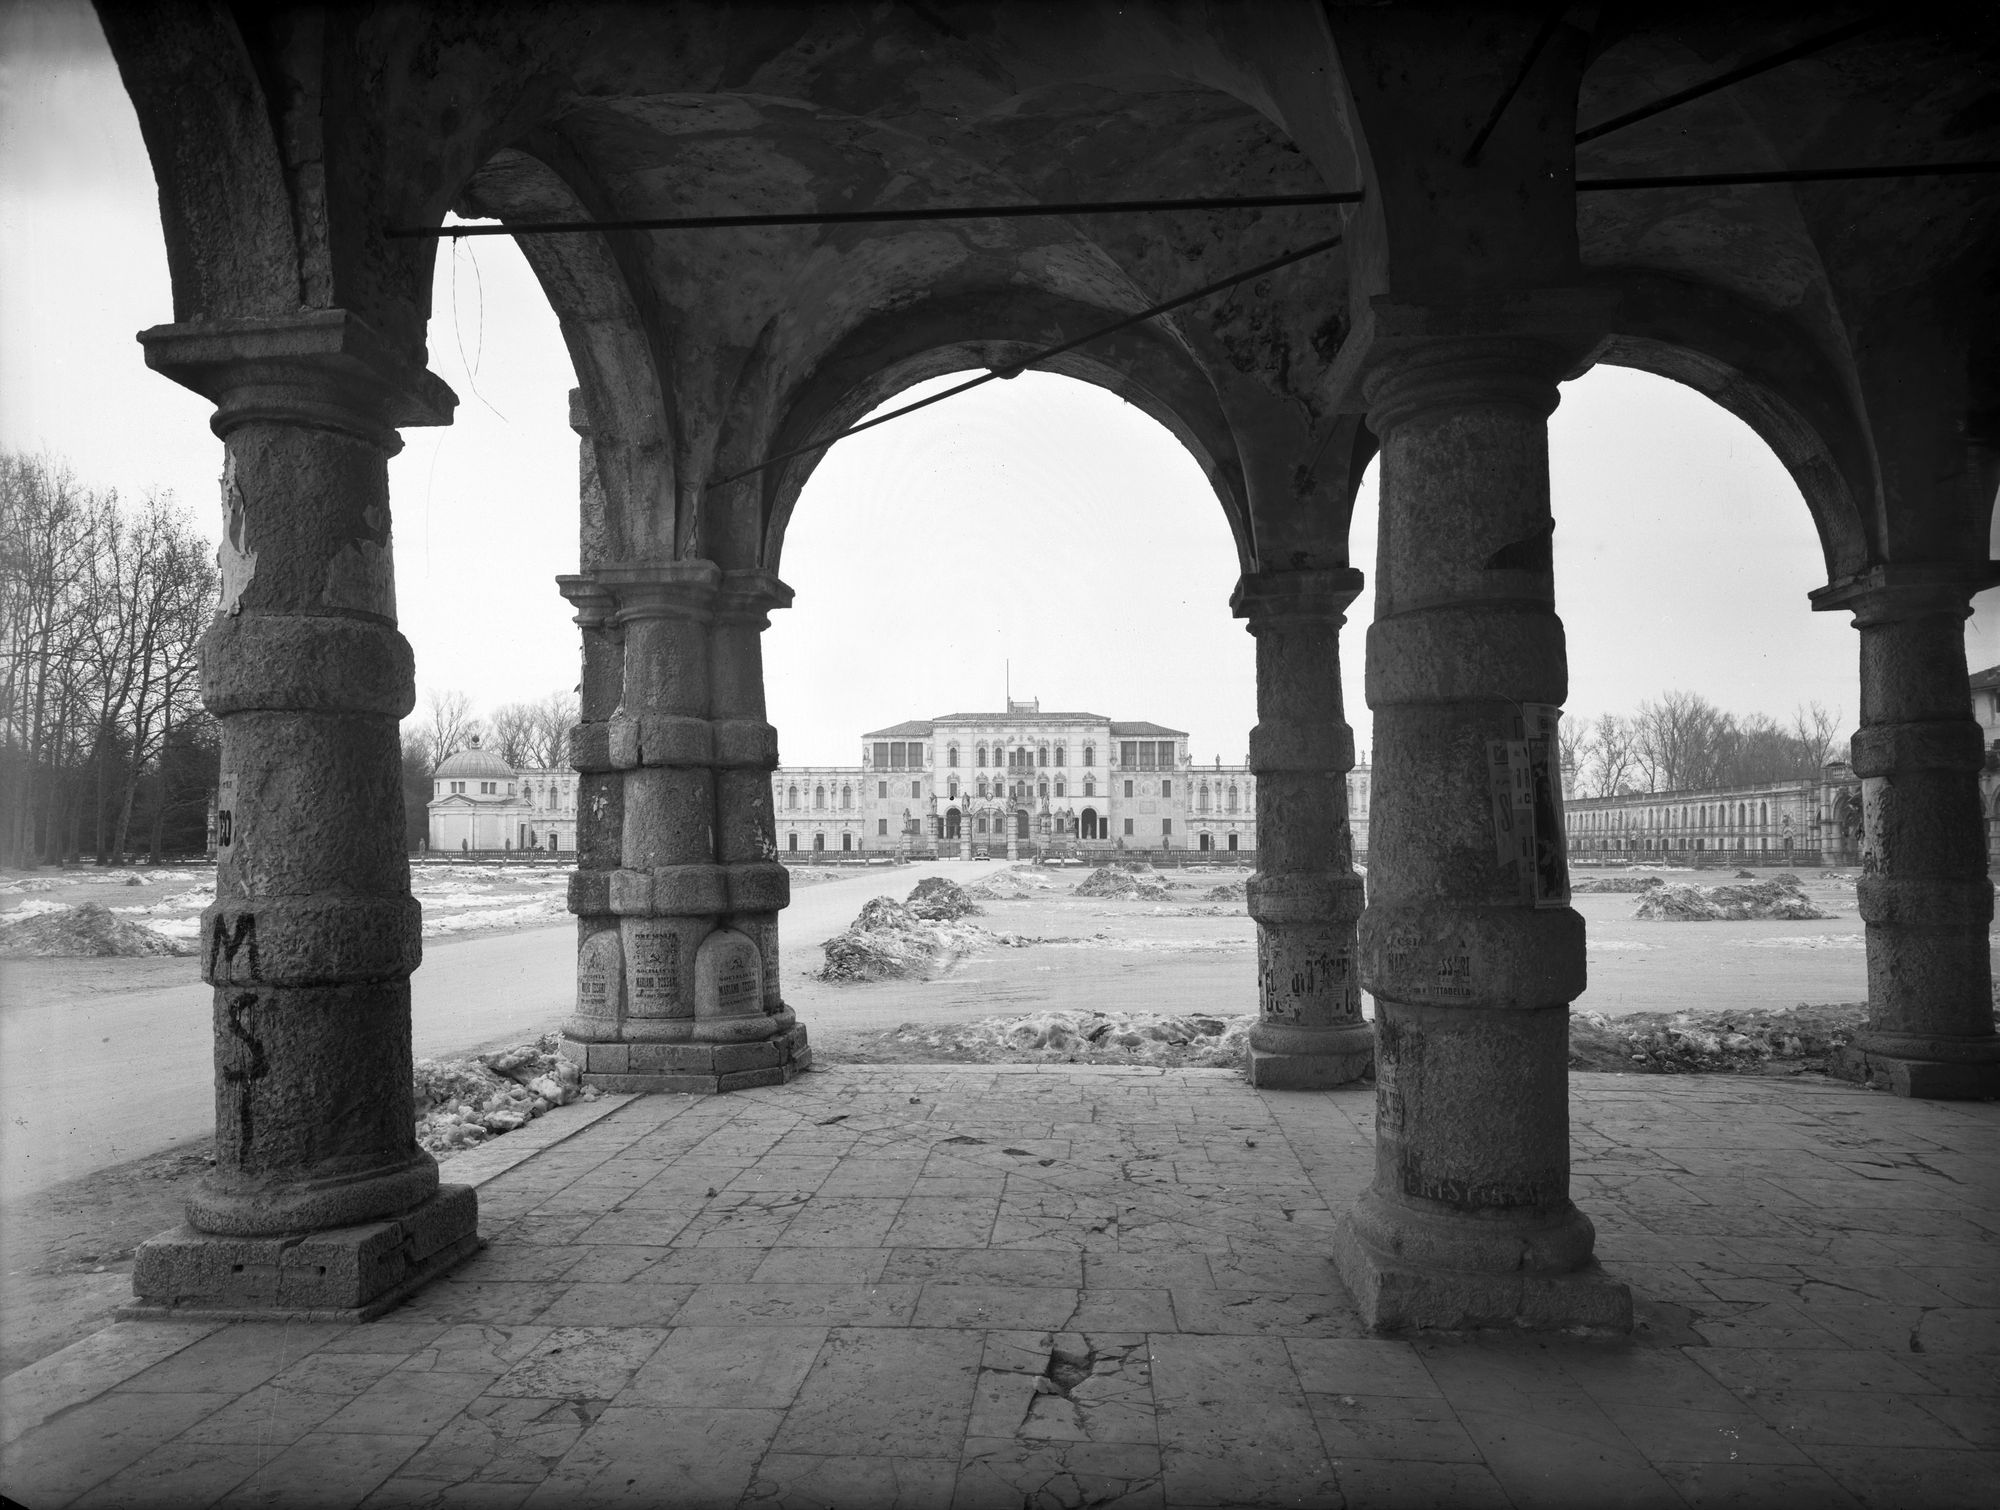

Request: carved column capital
left=139, top=310, right=456, bottom=446
left=1350, top=290, right=1614, bottom=435
left=1231, top=568, right=1365, bottom=626
left=1809, top=562, right=2000, bottom=627
left=589, top=559, right=723, bottom=626
left=715, top=569, right=796, bottom=629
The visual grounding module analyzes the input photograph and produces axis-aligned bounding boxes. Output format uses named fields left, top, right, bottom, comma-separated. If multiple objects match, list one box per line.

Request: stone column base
left=121, top=1184, right=479, bottom=1323
left=1828, top=1041, right=2000, bottom=1100
left=1331, top=1210, right=1631, bottom=1334
left=563, top=1021, right=811, bottom=1094
left=1247, top=1021, right=1375, bottom=1089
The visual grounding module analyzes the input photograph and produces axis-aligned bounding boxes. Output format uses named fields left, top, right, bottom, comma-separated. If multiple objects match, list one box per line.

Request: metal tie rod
left=704, top=232, right=1345, bottom=491
left=390, top=160, right=1997, bottom=240
left=387, top=192, right=1364, bottom=239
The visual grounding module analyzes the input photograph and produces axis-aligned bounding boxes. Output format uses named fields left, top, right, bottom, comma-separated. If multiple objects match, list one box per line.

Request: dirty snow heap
left=1632, top=875, right=1831, bottom=922
left=0, top=902, right=196, bottom=958
left=817, top=885, right=1011, bottom=982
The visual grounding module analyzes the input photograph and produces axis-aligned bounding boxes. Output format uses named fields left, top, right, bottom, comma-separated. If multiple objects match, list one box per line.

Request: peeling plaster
left=217, top=460, right=257, bottom=616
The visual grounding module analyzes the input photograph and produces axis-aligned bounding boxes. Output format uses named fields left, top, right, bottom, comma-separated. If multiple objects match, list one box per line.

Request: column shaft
left=1333, top=332, right=1628, bottom=1332
left=1234, top=570, right=1372, bottom=1088
left=1823, top=579, right=1999, bottom=1098
left=126, top=313, right=477, bottom=1318
left=556, top=559, right=808, bottom=1092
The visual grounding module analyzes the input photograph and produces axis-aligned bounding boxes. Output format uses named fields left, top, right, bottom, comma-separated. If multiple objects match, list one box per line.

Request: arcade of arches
left=99, top=4, right=1998, bottom=1334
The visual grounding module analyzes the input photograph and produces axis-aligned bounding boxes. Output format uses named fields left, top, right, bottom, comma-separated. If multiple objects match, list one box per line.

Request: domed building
left=427, top=737, right=530, bottom=853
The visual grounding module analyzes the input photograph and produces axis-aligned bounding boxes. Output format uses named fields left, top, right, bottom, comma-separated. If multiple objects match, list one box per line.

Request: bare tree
left=1634, top=690, right=1734, bottom=791
left=1585, top=713, right=1640, bottom=797
left=422, top=688, right=481, bottom=764
left=525, top=689, right=580, bottom=769
left=1791, top=701, right=1842, bottom=771
left=487, top=701, right=537, bottom=767
left=1557, top=714, right=1590, bottom=799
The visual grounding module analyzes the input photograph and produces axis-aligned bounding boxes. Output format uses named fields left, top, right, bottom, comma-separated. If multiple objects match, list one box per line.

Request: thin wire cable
left=706, top=233, right=1344, bottom=492
left=1463, top=8, right=1568, bottom=166
left=1575, top=160, right=1999, bottom=191
left=1575, top=14, right=1883, bottom=144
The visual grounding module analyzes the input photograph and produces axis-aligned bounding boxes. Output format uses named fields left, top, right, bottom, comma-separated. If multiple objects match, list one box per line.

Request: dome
left=434, top=736, right=516, bottom=780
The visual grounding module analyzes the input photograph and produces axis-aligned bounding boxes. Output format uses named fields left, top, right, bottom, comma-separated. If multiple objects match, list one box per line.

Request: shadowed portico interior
left=86, top=1, right=1999, bottom=1342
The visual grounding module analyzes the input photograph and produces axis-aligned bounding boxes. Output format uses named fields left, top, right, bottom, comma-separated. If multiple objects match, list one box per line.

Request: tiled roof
left=929, top=711, right=1112, bottom=724
left=860, top=720, right=936, bottom=738
left=1108, top=721, right=1188, bottom=737
left=1970, top=663, right=2000, bottom=690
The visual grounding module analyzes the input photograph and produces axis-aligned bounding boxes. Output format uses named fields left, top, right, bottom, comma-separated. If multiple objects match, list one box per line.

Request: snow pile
left=0, top=902, right=196, bottom=958
left=1572, top=876, right=1669, bottom=894
left=1074, top=867, right=1169, bottom=901
left=1204, top=881, right=1246, bottom=902
left=1569, top=1002, right=1868, bottom=1074
left=906, top=876, right=982, bottom=921
left=1633, top=875, right=1830, bottom=922
left=421, top=892, right=568, bottom=936
left=963, top=867, right=1066, bottom=901
left=816, top=896, right=1010, bottom=982
left=867, top=1008, right=1251, bottom=1067
left=414, top=1033, right=598, bottom=1154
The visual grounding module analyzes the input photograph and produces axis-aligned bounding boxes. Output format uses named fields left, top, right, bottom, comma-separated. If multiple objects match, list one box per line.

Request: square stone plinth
left=1331, top=1216, right=1632, bottom=1334
left=119, top=1185, right=480, bottom=1323
left=1248, top=1045, right=1374, bottom=1089
left=566, top=1022, right=811, bottom=1095
left=1828, top=1045, right=2000, bottom=1101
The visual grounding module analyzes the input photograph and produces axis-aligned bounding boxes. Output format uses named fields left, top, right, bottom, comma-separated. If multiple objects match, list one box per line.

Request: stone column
left=1332, top=327, right=1629, bottom=1332
left=1818, top=570, right=2000, bottom=1099
left=558, top=560, right=808, bottom=1093
left=127, top=312, right=478, bottom=1319
left=1232, top=569, right=1372, bottom=1088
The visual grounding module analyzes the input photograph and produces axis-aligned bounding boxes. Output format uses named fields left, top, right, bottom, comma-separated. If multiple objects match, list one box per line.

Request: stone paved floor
left=3, top=1065, right=1997, bottom=1508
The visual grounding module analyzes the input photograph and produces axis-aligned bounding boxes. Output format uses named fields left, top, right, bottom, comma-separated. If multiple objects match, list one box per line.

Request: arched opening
left=1015, top=811, right=1030, bottom=840
left=946, top=807, right=961, bottom=839
left=1081, top=808, right=1101, bottom=841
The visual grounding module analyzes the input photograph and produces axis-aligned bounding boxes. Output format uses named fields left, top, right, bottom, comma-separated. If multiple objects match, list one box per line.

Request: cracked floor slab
left=3, top=1065, right=1996, bottom=1508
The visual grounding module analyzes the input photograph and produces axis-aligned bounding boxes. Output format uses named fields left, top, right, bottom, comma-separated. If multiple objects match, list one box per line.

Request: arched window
left=1039, top=781, right=1049, bottom=799
left=1039, top=745, right=1049, bottom=767
left=1083, top=743, right=1095, bottom=767
left=1760, top=801, right=1768, bottom=824
left=977, top=743, right=987, bottom=767
left=1054, top=743, right=1065, bottom=766
left=1054, top=779, right=1065, bottom=797
left=1227, top=784, right=1240, bottom=813
left=787, top=785, right=799, bottom=810
left=815, top=785, right=826, bottom=810
left=841, top=785, right=852, bottom=810
left=1198, top=784, right=1211, bottom=813
left=947, top=744, right=959, bottom=767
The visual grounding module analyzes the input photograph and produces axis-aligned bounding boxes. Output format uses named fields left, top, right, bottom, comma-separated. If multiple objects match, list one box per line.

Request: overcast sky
left=7, top=0, right=1996, bottom=772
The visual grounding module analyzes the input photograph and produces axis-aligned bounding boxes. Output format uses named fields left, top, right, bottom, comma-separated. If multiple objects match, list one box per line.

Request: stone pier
left=1820, top=569, right=2000, bottom=1099
left=557, top=558, right=809, bottom=1094
left=123, top=313, right=479, bottom=1320
left=1233, top=568, right=1373, bottom=1089
left=1332, top=324, right=1630, bottom=1332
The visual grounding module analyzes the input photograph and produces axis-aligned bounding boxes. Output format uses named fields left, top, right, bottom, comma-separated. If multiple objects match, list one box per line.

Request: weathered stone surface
left=126, top=1185, right=478, bottom=1321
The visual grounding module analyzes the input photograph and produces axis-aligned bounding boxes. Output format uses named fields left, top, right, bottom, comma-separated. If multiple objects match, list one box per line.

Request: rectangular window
left=1157, top=741, right=1175, bottom=767
left=889, top=743, right=907, bottom=770
left=912, top=781, right=922, bottom=799
left=878, top=819, right=888, bottom=835
left=1120, top=741, right=1137, bottom=769
left=873, top=742, right=891, bottom=769
left=1124, top=780, right=1134, bottom=798
left=1123, top=818, right=1134, bottom=836
left=878, top=781, right=888, bottom=798
left=1162, top=818, right=1172, bottom=835
left=1161, top=779, right=1171, bottom=799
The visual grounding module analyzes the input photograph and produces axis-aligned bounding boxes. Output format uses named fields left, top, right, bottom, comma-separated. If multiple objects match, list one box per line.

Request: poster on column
left=1485, top=704, right=1570, bottom=909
